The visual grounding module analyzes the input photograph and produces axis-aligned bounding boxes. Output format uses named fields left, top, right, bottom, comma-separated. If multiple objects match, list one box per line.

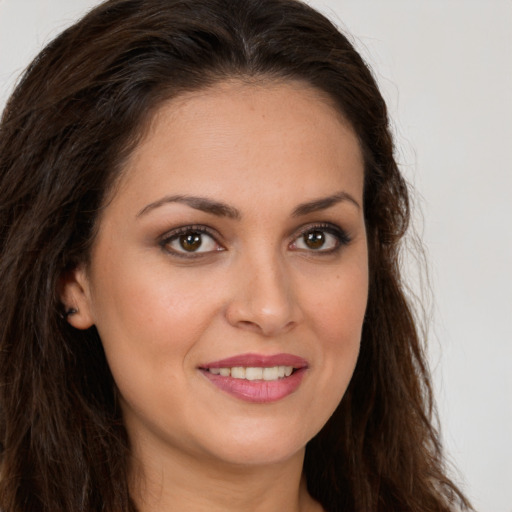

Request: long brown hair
left=0, top=0, right=472, bottom=510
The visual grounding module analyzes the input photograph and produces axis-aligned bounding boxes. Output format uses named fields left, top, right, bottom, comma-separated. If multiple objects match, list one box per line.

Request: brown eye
left=162, top=229, right=221, bottom=255
left=304, top=230, right=326, bottom=249
left=179, top=233, right=202, bottom=252
left=290, top=224, right=349, bottom=253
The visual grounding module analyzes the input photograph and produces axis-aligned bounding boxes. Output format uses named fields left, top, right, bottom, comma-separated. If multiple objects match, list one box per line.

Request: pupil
left=180, top=233, right=202, bottom=251
left=305, top=231, right=325, bottom=249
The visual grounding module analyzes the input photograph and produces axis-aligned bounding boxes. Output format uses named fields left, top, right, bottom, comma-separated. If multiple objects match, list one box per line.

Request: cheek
left=307, top=253, right=368, bottom=340
left=89, top=259, right=225, bottom=411
left=90, top=249, right=220, bottom=346
left=302, top=256, right=368, bottom=400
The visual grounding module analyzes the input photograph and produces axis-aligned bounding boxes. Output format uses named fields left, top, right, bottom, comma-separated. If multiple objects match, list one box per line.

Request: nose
left=224, top=252, right=301, bottom=337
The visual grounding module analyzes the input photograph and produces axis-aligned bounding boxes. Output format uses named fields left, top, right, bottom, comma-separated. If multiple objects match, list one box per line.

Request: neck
left=129, top=439, right=322, bottom=512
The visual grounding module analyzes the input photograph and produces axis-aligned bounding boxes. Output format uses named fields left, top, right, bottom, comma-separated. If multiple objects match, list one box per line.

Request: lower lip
left=201, top=368, right=307, bottom=403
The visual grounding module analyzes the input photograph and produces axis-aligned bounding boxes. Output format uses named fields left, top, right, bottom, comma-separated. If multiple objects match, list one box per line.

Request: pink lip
left=199, top=353, right=309, bottom=403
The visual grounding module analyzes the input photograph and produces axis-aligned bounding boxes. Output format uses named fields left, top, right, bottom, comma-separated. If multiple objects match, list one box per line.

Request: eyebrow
left=292, top=191, right=361, bottom=216
left=136, top=195, right=241, bottom=219
left=136, top=190, right=360, bottom=219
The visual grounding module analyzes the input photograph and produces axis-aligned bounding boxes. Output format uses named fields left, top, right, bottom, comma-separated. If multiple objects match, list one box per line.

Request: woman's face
left=65, top=80, right=368, bottom=468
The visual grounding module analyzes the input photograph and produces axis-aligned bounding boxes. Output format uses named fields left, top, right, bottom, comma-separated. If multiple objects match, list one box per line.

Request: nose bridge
left=226, top=243, right=299, bottom=336
left=250, top=248, right=289, bottom=313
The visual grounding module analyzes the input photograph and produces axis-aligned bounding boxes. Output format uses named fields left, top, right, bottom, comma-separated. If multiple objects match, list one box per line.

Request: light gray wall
left=1, top=1, right=511, bottom=510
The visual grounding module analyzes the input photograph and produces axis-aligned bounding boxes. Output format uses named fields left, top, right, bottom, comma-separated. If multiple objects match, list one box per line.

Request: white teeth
left=245, top=367, right=263, bottom=380
left=231, top=367, right=245, bottom=379
left=262, top=367, right=278, bottom=381
left=207, top=365, right=294, bottom=381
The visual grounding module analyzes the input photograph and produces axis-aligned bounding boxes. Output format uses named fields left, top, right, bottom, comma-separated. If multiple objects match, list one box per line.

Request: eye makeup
left=289, top=222, right=351, bottom=254
left=159, top=224, right=225, bottom=258
left=157, top=220, right=351, bottom=260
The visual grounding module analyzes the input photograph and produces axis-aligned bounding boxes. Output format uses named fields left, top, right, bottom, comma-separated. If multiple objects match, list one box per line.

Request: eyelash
left=159, top=225, right=222, bottom=258
left=159, top=222, right=351, bottom=258
left=291, top=223, right=351, bottom=254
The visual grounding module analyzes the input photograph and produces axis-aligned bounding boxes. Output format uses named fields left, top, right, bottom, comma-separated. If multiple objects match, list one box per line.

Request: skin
left=62, top=80, right=368, bottom=512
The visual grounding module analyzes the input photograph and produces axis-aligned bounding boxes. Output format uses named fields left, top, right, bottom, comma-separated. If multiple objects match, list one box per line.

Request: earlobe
left=58, top=264, right=95, bottom=329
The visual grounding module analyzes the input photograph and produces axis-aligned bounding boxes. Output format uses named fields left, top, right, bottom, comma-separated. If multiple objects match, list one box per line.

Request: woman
left=0, top=0, right=473, bottom=510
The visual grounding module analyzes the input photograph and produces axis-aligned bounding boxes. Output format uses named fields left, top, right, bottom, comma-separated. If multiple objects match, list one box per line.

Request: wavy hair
left=0, top=0, right=472, bottom=510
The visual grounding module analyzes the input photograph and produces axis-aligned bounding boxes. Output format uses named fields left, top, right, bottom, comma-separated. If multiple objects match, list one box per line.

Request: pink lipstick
left=199, top=353, right=308, bottom=403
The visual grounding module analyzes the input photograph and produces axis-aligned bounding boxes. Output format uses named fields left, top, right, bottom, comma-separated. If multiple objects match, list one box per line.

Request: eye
left=160, top=227, right=223, bottom=256
left=290, top=224, right=350, bottom=253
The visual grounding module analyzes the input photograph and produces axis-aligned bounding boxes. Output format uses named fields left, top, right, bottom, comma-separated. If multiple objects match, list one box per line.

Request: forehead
left=113, top=79, right=364, bottom=215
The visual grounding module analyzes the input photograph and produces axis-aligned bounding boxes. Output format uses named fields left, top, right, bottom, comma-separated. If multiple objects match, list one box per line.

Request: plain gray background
left=1, top=1, right=511, bottom=510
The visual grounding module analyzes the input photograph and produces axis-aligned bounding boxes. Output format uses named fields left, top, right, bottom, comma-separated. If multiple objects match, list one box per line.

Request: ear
left=58, top=264, right=95, bottom=329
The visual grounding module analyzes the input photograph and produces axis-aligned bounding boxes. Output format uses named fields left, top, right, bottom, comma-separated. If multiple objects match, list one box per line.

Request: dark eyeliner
left=294, top=222, right=352, bottom=253
left=158, top=225, right=222, bottom=258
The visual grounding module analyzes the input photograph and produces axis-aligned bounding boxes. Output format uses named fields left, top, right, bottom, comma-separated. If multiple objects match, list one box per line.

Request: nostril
left=237, top=320, right=261, bottom=331
left=234, top=318, right=297, bottom=338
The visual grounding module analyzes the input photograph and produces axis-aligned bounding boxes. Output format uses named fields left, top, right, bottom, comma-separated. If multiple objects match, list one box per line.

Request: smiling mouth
left=206, top=366, right=294, bottom=381
left=199, top=353, right=308, bottom=403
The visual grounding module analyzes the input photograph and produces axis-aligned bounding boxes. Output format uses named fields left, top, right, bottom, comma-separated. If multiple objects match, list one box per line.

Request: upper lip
left=200, top=353, right=308, bottom=369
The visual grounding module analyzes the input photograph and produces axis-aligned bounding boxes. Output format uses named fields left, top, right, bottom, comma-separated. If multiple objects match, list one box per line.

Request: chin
left=195, top=418, right=315, bottom=467
left=208, top=441, right=305, bottom=468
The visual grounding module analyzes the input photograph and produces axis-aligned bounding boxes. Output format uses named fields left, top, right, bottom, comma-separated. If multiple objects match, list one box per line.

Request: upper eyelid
left=159, top=224, right=221, bottom=243
left=159, top=221, right=345, bottom=237
left=291, top=221, right=349, bottom=238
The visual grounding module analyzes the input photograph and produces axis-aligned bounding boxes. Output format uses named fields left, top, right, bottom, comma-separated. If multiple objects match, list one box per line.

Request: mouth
left=199, top=353, right=308, bottom=403
left=205, top=365, right=295, bottom=380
